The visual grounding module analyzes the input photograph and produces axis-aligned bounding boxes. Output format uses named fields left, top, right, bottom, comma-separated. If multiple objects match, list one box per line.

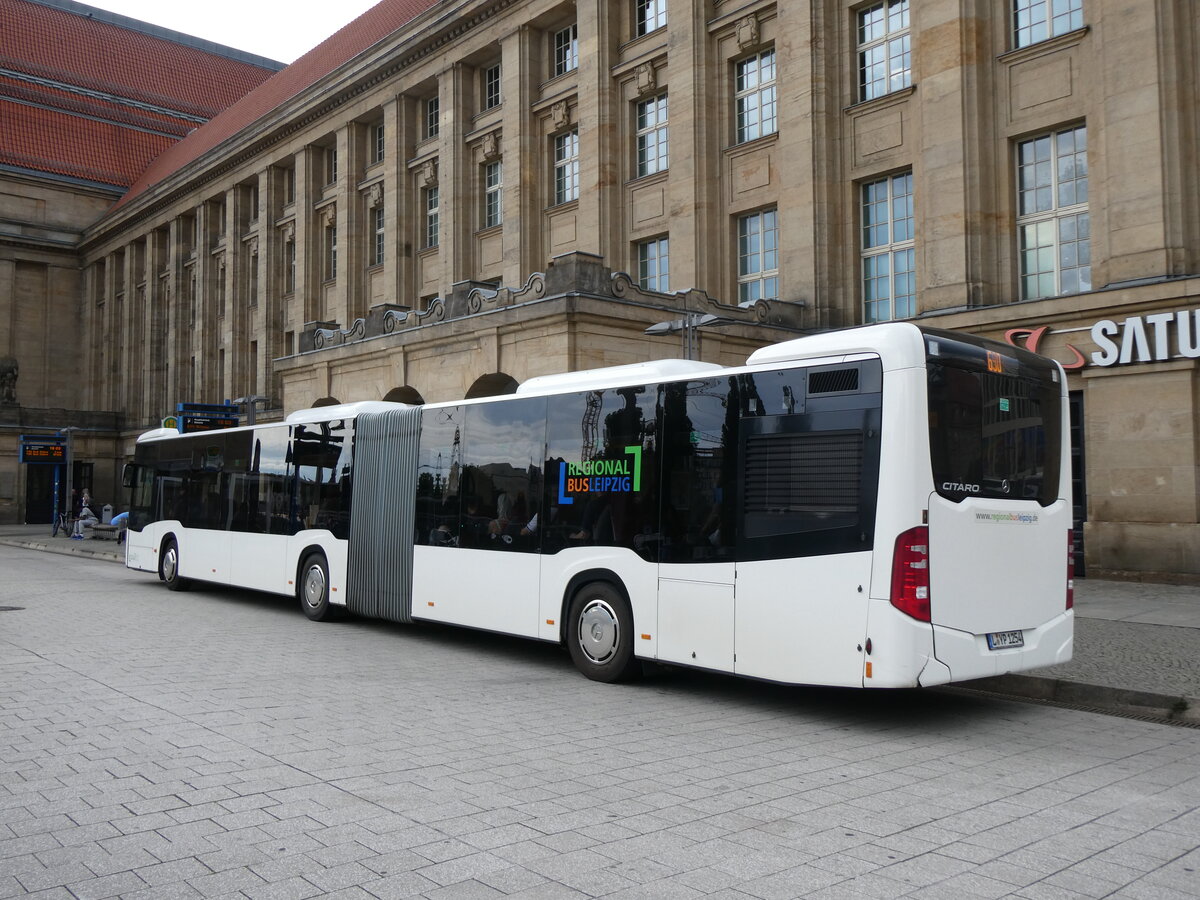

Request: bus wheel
left=567, top=582, right=640, bottom=683
left=161, top=538, right=190, bottom=592
left=298, top=553, right=336, bottom=621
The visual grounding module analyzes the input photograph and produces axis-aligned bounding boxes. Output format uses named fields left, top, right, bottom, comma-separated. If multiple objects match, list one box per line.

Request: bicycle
left=51, top=511, right=74, bottom=537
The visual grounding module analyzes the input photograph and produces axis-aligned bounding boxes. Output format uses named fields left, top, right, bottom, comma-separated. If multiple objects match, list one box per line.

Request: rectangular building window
left=1014, top=0, right=1083, bottom=48
left=371, top=123, right=385, bottom=164
left=638, top=236, right=669, bottom=292
left=858, top=0, right=911, bottom=101
left=425, top=186, right=440, bottom=249
left=284, top=167, right=295, bottom=205
left=426, top=96, right=440, bottom=139
left=735, top=50, right=777, bottom=143
left=325, top=147, right=338, bottom=184
left=325, top=223, right=337, bottom=280
left=371, top=203, right=385, bottom=266
left=1017, top=125, right=1089, bottom=299
left=249, top=341, right=258, bottom=395
left=737, top=208, right=778, bottom=305
left=635, top=94, right=668, bottom=177
left=554, top=24, right=578, bottom=76
left=554, top=129, right=580, bottom=204
left=635, top=0, right=666, bottom=36
left=483, top=161, right=503, bottom=229
left=861, top=171, right=915, bottom=323
left=283, top=238, right=295, bottom=294
left=483, top=64, right=501, bottom=110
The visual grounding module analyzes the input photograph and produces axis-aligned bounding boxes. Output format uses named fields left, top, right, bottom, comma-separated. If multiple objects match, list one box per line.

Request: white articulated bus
left=124, top=323, right=1074, bottom=687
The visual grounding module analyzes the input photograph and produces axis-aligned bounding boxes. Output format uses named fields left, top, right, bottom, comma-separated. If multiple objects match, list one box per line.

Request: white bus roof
left=747, top=322, right=925, bottom=368
left=136, top=400, right=411, bottom=442
left=516, top=358, right=723, bottom=396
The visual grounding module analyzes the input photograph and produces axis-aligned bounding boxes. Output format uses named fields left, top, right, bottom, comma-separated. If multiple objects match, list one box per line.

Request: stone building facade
left=8, top=0, right=1200, bottom=581
left=0, top=0, right=282, bottom=523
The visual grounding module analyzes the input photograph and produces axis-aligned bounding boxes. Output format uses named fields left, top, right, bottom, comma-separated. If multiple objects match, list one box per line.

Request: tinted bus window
left=660, top=378, right=737, bottom=563
left=249, top=426, right=291, bottom=534
left=923, top=329, right=1062, bottom=506
left=184, top=435, right=228, bottom=530
left=737, top=367, right=882, bottom=561
left=458, top=397, right=545, bottom=552
left=545, top=385, right=659, bottom=561
left=416, top=405, right=463, bottom=546
left=927, top=364, right=1061, bottom=505
left=292, top=420, right=354, bottom=538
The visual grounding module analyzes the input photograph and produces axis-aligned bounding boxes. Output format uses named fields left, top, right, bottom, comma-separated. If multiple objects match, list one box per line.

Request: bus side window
left=291, top=422, right=353, bottom=538
left=461, top=398, right=545, bottom=552
left=544, top=386, right=659, bottom=560
left=415, top=406, right=463, bottom=547
left=249, top=426, right=291, bottom=534
left=659, top=377, right=737, bottom=563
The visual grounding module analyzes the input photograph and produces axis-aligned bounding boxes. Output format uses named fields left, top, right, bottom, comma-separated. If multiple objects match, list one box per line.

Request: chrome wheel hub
left=303, top=565, right=326, bottom=609
left=163, top=547, right=177, bottom=581
left=578, top=599, right=619, bottom=664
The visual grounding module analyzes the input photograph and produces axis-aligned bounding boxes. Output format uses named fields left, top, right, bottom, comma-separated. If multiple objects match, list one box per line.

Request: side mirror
left=122, top=463, right=137, bottom=489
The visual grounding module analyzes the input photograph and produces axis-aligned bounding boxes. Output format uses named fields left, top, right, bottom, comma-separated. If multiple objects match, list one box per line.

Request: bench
left=90, top=523, right=123, bottom=541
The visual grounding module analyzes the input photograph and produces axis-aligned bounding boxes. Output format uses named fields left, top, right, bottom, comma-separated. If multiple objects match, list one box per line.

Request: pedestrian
left=73, top=504, right=98, bottom=539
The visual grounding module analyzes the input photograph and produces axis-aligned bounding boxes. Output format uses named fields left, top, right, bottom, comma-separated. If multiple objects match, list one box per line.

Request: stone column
left=501, top=26, right=543, bottom=285
left=439, top=64, right=470, bottom=289
left=575, top=0, right=620, bottom=260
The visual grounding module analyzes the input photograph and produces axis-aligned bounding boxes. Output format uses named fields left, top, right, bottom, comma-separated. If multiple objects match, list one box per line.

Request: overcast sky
left=80, top=1, right=384, bottom=63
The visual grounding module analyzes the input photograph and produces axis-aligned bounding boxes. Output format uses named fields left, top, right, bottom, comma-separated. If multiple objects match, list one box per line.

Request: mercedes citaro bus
left=124, top=323, right=1073, bottom=687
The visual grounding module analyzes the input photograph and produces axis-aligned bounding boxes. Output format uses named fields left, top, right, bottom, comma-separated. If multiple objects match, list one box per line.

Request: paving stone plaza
left=2, top=545, right=1200, bottom=899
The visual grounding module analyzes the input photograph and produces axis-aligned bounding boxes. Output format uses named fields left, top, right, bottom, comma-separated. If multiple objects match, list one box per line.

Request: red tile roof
left=112, top=0, right=440, bottom=210
left=1, top=0, right=281, bottom=188
left=1, top=0, right=281, bottom=119
left=0, top=99, right=176, bottom=187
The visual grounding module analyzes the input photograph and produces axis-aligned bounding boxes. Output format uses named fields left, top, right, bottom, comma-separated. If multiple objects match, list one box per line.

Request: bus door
left=732, top=365, right=883, bottom=686
left=656, top=380, right=736, bottom=672
left=414, top=401, right=544, bottom=638
left=229, top=428, right=290, bottom=594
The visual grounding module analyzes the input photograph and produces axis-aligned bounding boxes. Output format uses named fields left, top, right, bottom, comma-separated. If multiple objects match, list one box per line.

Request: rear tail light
left=891, top=525, right=930, bottom=622
left=1066, top=529, right=1075, bottom=610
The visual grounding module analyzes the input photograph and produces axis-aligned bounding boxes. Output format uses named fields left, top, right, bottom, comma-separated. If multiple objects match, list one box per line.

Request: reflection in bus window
left=292, top=420, right=354, bottom=538
left=460, top=397, right=545, bottom=552
left=416, top=406, right=463, bottom=546
left=660, top=378, right=737, bottom=563
left=545, top=385, right=659, bottom=561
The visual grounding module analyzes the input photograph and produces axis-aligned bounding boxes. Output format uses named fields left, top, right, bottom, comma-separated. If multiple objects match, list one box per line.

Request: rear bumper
left=931, top=609, right=1074, bottom=684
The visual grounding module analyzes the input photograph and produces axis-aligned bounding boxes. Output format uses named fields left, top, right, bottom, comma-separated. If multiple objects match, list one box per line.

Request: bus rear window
left=927, top=362, right=1061, bottom=506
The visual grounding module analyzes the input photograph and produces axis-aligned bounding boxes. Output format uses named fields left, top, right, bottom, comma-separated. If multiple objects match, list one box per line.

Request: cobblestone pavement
left=3, top=545, right=1200, bottom=900
left=1028, top=617, right=1200, bottom=699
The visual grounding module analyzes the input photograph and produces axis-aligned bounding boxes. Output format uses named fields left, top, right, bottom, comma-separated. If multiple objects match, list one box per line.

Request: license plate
left=986, top=630, right=1024, bottom=650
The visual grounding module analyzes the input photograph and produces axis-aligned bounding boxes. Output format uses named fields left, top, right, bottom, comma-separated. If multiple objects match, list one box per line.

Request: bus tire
left=567, top=582, right=640, bottom=683
left=160, top=537, right=190, bottom=592
left=298, top=552, right=337, bottom=622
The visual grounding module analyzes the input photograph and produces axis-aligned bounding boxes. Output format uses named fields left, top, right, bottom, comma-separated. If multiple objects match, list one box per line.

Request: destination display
left=19, top=437, right=66, bottom=464
left=176, top=402, right=239, bottom=433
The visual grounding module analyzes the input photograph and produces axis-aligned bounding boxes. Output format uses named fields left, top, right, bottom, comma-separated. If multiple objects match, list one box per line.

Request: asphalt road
left=2, top=545, right=1199, bottom=899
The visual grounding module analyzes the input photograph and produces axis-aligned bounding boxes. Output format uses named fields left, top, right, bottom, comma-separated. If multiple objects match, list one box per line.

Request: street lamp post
left=60, top=425, right=80, bottom=517
left=232, top=395, right=270, bottom=426
left=643, top=313, right=731, bottom=360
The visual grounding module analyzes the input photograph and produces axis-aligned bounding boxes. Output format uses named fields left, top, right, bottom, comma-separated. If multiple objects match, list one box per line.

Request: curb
left=948, top=673, right=1200, bottom=725
left=0, top=538, right=124, bottom=564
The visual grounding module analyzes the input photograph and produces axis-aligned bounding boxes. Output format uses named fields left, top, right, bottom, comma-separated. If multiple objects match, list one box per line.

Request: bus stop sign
left=19, top=435, right=67, bottom=464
